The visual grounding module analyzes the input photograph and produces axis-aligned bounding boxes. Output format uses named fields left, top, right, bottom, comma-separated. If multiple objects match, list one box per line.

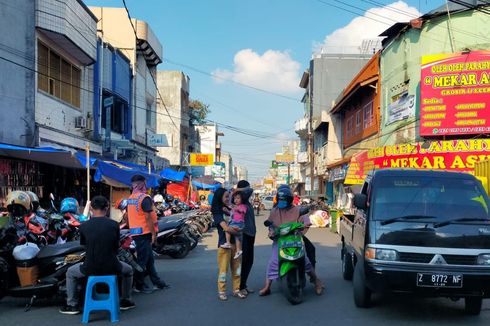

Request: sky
left=85, top=0, right=445, bottom=182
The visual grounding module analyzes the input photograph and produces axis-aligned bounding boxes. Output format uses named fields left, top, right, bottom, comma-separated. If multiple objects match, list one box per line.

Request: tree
left=188, top=99, right=210, bottom=125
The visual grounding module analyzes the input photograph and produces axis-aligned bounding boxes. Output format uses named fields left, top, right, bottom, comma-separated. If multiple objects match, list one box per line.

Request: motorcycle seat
left=37, top=241, right=84, bottom=259
left=157, top=219, right=182, bottom=232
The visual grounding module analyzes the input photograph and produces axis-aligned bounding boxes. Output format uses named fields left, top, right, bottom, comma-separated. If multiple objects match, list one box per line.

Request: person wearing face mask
left=127, top=174, right=168, bottom=293
left=259, top=185, right=324, bottom=296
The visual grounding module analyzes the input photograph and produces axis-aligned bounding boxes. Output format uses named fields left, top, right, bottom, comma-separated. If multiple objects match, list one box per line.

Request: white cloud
left=212, top=49, right=301, bottom=94
left=315, top=1, right=421, bottom=54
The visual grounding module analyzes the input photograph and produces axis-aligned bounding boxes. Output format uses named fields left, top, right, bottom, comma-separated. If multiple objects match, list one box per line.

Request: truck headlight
left=477, top=254, right=490, bottom=265
left=365, top=247, right=398, bottom=261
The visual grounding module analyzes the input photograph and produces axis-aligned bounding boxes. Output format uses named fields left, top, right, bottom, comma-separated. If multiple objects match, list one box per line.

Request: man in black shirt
left=60, top=196, right=135, bottom=315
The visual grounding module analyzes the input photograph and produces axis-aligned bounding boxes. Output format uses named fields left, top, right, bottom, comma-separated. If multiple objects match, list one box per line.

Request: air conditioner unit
left=75, top=116, right=87, bottom=129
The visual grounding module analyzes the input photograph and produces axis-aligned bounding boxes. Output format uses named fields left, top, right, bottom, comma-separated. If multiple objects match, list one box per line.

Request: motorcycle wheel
left=0, top=257, right=8, bottom=300
left=168, top=237, right=190, bottom=259
left=284, top=267, right=303, bottom=305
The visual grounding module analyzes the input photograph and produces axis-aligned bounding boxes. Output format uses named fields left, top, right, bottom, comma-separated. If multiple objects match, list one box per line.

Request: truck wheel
left=465, top=297, right=482, bottom=315
left=353, top=261, right=371, bottom=308
left=342, top=252, right=354, bottom=281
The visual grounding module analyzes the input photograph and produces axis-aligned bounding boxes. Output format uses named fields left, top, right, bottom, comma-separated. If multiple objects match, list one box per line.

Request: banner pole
left=86, top=143, right=90, bottom=202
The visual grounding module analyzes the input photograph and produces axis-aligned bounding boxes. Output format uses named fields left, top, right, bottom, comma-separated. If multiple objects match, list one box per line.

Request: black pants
left=133, top=233, right=164, bottom=288
left=303, top=235, right=316, bottom=268
left=239, top=233, right=255, bottom=290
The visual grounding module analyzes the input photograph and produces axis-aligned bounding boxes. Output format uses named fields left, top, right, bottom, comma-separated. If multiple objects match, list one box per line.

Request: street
left=0, top=212, right=489, bottom=325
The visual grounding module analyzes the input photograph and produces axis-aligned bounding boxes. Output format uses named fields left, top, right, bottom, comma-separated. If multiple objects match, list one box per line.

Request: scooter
left=265, top=220, right=307, bottom=305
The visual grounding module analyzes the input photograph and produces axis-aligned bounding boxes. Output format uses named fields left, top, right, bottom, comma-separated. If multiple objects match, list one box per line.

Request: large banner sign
left=420, top=51, right=490, bottom=136
left=344, top=139, right=490, bottom=185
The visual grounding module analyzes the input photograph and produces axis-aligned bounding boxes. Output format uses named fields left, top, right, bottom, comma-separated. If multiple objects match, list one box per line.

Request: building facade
left=297, top=53, right=371, bottom=196
left=0, top=0, right=100, bottom=152
left=89, top=7, right=165, bottom=168
left=156, top=71, right=190, bottom=167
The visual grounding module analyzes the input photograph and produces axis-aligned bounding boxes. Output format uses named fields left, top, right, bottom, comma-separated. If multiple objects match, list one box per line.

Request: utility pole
left=308, top=71, right=315, bottom=195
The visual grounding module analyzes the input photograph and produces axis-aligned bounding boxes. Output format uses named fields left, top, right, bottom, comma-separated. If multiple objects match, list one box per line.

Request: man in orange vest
left=127, top=174, right=168, bottom=293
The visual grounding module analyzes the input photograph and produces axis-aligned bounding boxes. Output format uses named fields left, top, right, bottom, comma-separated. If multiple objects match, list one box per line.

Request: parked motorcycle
left=153, top=217, right=191, bottom=259
left=265, top=220, right=307, bottom=305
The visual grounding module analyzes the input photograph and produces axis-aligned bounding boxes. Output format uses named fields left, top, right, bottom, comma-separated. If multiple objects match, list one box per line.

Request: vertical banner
left=420, top=51, right=490, bottom=136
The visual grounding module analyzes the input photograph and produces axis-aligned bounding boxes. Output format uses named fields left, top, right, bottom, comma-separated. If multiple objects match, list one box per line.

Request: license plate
left=416, top=273, right=463, bottom=288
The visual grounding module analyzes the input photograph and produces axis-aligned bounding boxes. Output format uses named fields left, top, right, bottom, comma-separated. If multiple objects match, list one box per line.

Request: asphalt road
left=1, top=212, right=490, bottom=325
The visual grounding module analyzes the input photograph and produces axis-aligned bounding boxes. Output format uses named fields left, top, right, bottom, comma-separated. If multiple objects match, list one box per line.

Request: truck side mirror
left=353, top=193, right=368, bottom=210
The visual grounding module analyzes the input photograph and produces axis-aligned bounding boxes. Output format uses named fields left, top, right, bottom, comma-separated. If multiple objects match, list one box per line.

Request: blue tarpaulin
left=94, top=160, right=161, bottom=188
left=0, top=142, right=95, bottom=169
left=192, top=180, right=222, bottom=191
left=160, top=168, right=186, bottom=182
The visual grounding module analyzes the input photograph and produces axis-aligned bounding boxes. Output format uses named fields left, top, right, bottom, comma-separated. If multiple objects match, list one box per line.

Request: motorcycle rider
left=252, top=193, right=261, bottom=215
left=60, top=196, right=135, bottom=314
left=259, top=185, right=324, bottom=296
left=127, top=174, right=168, bottom=293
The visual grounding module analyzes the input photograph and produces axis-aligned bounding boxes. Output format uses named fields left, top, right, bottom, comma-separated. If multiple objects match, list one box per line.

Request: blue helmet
left=60, top=197, right=79, bottom=214
left=276, top=186, right=293, bottom=209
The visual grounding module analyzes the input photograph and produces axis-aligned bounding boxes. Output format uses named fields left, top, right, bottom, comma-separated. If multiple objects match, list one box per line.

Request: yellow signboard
left=190, top=153, right=214, bottom=166
left=275, top=153, right=294, bottom=163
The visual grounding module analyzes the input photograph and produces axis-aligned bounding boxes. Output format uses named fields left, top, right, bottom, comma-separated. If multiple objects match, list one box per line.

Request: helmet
left=115, top=198, right=128, bottom=210
left=6, top=191, right=31, bottom=215
left=276, top=186, right=293, bottom=209
left=60, top=197, right=79, bottom=214
left=153, top=194, right=164, bottom=203
left=166, top=194, right=174, bottom=202
left=26, top=191, right=40, bottom=211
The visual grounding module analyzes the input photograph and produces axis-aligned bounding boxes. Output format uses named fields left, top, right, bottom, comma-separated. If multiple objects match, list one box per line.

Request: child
left=221, top=191, right=247, bottom=259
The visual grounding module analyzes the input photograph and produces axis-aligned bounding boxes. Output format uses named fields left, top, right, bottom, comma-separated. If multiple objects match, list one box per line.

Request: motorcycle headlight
left=365, top=247, right=398, bottom=261
left=477, top=254, right=490, bottom=265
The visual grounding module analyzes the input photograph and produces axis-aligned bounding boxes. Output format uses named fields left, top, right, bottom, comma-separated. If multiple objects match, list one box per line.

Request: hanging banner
left=420, top=51, right=490, bottom=136
left=344, top=139, right=490, bottom=185
left=189, top=153, right=214, bottom=166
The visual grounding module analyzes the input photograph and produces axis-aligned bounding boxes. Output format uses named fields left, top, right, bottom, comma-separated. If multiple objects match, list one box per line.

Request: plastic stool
left=82, top=275, right=119, bottom=323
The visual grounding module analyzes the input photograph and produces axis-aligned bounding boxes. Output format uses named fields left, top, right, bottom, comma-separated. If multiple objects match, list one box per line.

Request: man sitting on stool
left=60, top=196, right=135, bottom=314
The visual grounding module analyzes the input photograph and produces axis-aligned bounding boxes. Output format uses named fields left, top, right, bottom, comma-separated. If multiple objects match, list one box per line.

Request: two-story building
left=0, top=0, right=100, bottom=152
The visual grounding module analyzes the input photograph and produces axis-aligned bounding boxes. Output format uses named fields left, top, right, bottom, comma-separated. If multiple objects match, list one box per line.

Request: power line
left=164, top=58, right=301, bottom=102
left=121, top=0, right=178, bottom=130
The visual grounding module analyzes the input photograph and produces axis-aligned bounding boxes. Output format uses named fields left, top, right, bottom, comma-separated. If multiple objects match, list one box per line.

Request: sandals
left=233, top=290, right=247, bottom=299
left=259, top=287, right=271, bottom=296
left=315, top=281, right=325, bottom=295
left=218, top=293, right=228, bottom=301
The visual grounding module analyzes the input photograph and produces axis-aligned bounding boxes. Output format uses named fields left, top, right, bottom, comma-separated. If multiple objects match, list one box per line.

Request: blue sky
left=85, top=0, right=444, bottom=181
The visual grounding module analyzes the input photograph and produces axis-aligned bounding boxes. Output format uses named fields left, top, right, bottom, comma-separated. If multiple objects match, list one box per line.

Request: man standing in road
left=235, top=180, right=256, bottom=296
left=127, top=174, right=168, bottom=293
left=60, top=196, right=135, bottom=314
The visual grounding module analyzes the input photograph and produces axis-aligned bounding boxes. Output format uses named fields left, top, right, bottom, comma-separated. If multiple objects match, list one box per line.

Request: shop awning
left=160, top=168, right=186, bottom=182
left=0, top=142, right=96, bottom=169
left=94, top=160, right=161, bottom=188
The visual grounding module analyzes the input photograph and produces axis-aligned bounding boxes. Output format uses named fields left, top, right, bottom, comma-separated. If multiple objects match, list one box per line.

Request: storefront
left=345, top=139, right=490, bottom=185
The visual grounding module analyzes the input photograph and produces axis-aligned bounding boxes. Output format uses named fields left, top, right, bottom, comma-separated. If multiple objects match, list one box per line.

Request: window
left=37, top=41, right=81, bottom=108
left=364, top=101, right=374, bottom=129
left=101, top=93, right=128, bottom=134
left=355, top=110, right=362, bottom=134
left=146, top=104, right=152, bottom=127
